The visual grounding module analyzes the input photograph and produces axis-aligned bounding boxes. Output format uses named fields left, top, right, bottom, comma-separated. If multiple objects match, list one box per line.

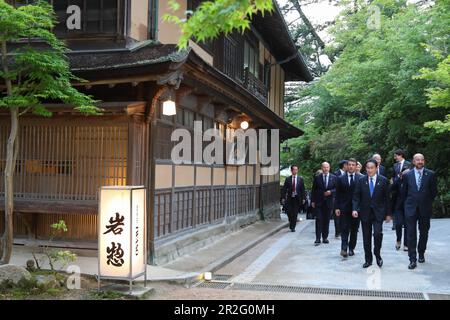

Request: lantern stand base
left=97, top=271, right=148, bottom=296
left=97, top=282, right=153, bottom=298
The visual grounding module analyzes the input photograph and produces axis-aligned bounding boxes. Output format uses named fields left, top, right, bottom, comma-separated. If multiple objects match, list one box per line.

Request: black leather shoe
left=408, top=261, right=417, bottom=270
left=340, top=250, right=348, bottom=258
left=335, top=233, right=341, bottom=238
left=314, top=240, right=321, bottom=246
left=363, top=262, right=372, bottom=268
left=376, top=258, right=383, bottom=267
left=418, top=256, right=425, bottom=263
left=323, top=239, right=329, bottom=244
left=290, top=228, right=295, bottom=232
left=348, top=250, right=355, bottom=256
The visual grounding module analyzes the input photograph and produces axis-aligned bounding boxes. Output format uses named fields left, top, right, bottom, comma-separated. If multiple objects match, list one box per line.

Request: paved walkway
left=218, top=218, right=450, bottom=295
left=163, top=220, right=288, bottom=273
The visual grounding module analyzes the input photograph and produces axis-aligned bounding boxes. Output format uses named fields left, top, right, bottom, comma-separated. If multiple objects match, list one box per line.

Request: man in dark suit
left=333, top=160, right=347, bottom=237
left=391, top=149, right=412, bottom=231
left=393, top=149, right=411, bottom=182
left=334, top=160, right=348, bottom=177
left=312, top=162, right=337, bottom=245
left=393, top=167, right=410, bottom=251
left=400, top=153, right=438, bottom=270
left=335, top=158, right=363, bottom=258
left=353, top=159, right=391, bottom=268
left=281, top=165, right=307, bottom=232
left=372, top=154, right=386, bottom=177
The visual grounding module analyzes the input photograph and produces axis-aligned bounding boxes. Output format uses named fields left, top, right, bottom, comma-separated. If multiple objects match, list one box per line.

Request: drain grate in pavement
left=195, top=281, right=231, bottom=289
left=195, top=281, right=425, bottom=299
left=232, top=283, right=425, bottom=299
left=212, top=274, right=234, bottom=281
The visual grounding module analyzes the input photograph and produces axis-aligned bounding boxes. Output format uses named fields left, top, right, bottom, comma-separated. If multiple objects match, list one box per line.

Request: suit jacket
left=377, top=165, right=386, bottom=177
left=392, top=160, right=411, bottom=182
left=311, top=173, right=337, bottom=208
left=392, top=174, right=407, bottom=213
left=281, top=175, right=306, bottom=205
left=400, top=168, right=437, bottom=217
left=335, top=172, right=363, bottom=214
left=352, top=174, right=391, bottom=222
left=334, top=169, right=344, bottom=177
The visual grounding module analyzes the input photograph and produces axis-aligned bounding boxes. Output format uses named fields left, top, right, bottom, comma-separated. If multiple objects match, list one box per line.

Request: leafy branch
left=163, top=0, right=274, bottom=50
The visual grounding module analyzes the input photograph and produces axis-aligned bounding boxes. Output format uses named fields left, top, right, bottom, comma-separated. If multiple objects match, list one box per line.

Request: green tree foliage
left=0, top=0, right=100, bottom=264
left=282, top=0, right=450, bottom=216
left=416, top=53, right=450, bottom=133
left=163, top=0, right=273, bottom=49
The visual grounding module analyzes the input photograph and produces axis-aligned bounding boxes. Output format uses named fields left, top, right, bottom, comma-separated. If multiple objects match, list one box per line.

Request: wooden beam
left=1, top=200, right=98, bottom=215
left=73, top=75, right=158, bottom=87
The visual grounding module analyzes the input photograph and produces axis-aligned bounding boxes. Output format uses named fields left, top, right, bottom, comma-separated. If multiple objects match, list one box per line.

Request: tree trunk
left=1, top=109, right=18, bottom=265
left=0, top=40, right=18, bottom=265
left=289, top=0, right=336, bottom=63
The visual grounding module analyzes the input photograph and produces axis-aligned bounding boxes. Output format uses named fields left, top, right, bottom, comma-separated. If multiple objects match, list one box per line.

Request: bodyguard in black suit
left=311, top=162, right=337, bottom=245
left=353, top=159, right=391, bottom=268
left=399, top=154, right=438, bottom=270
left=335, top=158, right=363, bottom=258
left=281, top=165, right=307, bottom=232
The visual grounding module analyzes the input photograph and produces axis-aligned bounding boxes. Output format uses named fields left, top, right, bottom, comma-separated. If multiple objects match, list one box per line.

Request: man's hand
left=335, top=209, right=341, bottom=217
left=311, top=202, right=315, bottom=208
left=281, top=199, right=285, bottom=205
left=352, top=211, right=358, bottom=218
left=385, top=215, right=392, bottom=223
left=324, top=190, right=332, bottom=196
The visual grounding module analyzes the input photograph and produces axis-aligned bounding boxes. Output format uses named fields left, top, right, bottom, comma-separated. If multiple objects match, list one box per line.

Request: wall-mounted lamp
left=240, top=120, right=249, bottom=130
left=162, top=98, right=176, bottom=116
left=282, top=142, right=291, bottom=153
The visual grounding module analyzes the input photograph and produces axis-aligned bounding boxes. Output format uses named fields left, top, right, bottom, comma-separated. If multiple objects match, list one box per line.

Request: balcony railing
left=243, top=67, right=268, bottom=105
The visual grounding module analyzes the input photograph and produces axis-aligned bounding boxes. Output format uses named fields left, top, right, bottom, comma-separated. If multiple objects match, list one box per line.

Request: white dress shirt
left=398, top=159, right=405, bottom=173
left=348, top=172, right=355, bottom=185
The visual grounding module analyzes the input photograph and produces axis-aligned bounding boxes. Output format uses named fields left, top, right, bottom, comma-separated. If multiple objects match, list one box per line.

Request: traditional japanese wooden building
left=0, top=0, right=312, bottom=264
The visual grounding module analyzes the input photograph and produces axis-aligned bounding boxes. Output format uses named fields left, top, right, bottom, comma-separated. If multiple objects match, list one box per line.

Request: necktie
left=369, top=177, right=375, bottom=197
left=324, top=174, right=328, bottom=188
left=417, top=171, right=422, bottom=190
left=350, top=174, right=354, bottom=185
left=292, top=176, right=296, bottom=197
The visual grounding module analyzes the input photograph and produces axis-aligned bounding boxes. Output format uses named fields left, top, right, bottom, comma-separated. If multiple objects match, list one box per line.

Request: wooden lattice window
left=7, top=0, right=124, bottom=37
left=0, top=121, right=128, bottom=201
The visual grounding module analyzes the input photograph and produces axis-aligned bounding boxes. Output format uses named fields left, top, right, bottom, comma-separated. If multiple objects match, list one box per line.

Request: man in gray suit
left=400, top=154, right=438, bottom=270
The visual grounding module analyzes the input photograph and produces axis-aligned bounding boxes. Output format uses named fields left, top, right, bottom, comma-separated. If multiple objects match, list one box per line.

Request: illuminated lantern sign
left=98, top=186, right=147, bottom=288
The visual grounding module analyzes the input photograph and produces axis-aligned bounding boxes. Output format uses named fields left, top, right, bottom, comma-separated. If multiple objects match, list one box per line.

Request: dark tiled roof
left=68, top=42, right=189, bottom=71
left=252, top=2, right=313, bottom=82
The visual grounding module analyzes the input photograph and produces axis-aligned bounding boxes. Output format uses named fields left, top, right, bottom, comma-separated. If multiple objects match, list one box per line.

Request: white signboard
left=99, top=186, right=146, bottom=280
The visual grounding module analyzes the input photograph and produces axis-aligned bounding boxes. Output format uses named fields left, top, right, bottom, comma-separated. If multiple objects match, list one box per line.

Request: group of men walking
left=281, top=150, right=438, bottom=270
